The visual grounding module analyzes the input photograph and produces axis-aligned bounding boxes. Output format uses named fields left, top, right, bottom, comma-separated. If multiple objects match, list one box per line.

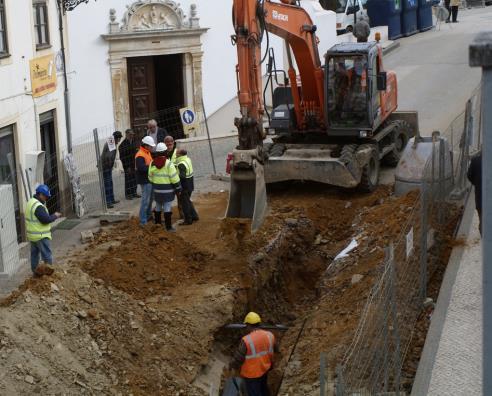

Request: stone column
left=109, top=57, right=130, bottom=133
left=191, top=51, right=204, bottom=135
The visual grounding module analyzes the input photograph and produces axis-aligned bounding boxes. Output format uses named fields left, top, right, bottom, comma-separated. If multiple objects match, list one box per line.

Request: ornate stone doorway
left=102, top=1, right=207, bottom=135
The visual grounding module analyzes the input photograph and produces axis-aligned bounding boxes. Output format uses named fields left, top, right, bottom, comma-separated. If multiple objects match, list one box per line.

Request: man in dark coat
left=118, top=129, right=139, bottom=200
left=467, top=151, right=482, bottom=235
left=147, top=119, right=169, bottom=147
left=101, top=131, right=122, bottom=208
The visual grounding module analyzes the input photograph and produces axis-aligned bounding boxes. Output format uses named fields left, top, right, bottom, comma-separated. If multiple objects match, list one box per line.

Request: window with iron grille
left=33, top=0, right=50, bottom=49
left=0, top=0, right=8, bottom=56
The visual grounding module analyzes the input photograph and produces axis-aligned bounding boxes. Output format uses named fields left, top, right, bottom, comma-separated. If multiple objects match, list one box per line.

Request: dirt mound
left=81, top=218, right=214, bottom=299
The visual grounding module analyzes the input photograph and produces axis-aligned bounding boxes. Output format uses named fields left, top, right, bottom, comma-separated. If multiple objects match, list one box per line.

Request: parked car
left=320, top=0, right=369, bottom=33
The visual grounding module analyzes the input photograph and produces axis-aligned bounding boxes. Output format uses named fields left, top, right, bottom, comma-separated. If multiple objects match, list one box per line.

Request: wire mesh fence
left=328, top=85, right=482, bottom=395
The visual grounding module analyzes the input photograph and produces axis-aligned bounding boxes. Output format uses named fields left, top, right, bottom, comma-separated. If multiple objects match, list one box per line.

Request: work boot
left=164, top=212, right=176, bottom=233
left=44, top=264, right=55, bottom=276
left=154, top=211, right=162, bottom=224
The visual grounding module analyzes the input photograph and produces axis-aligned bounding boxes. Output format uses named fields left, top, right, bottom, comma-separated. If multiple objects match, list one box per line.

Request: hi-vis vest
left=168, top=149, right=177, bottom=164
left=176, top=155, right=194, bottom=178
left=135, top=146, right=153, bottom=165
left=25, top=197, right=52, bottom=242
left=240, top=330, right=275, bottom=379
left=148, top=159, right=181, bottom=202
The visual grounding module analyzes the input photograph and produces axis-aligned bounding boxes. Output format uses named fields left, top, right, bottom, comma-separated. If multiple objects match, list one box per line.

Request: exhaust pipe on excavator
left=225, top=149, right=268, bottom=232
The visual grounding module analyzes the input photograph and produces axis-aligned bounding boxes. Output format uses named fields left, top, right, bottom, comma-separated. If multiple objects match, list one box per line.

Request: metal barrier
left=323, top=86, right=482, bottom=395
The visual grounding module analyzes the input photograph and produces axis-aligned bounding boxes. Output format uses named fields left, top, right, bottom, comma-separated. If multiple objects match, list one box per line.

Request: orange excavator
left=226, top=0, right=418, bottom=231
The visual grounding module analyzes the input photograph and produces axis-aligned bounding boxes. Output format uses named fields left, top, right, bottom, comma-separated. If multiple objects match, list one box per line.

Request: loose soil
left=0, top=183, right=460, bottom=395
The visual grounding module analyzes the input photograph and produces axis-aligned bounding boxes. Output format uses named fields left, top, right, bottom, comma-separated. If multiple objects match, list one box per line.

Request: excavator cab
left=325, top=42, right=394, bottom=136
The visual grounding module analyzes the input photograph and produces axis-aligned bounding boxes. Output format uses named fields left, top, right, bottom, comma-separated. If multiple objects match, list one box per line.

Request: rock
left=285, top=218, right=298, bottom=226
left=24, top=375, right=35, bottom=385
left=87, top=309, right=100, bottom=320
left=77, top=310, right=88, bottom=319
left=80, top=230, right=94, bottom=244
left=345, top=201, right=352, bottom=209
left=130, top=321, right=139, bottom=330
left=423, top=297, right=434, bottom=308
left=351, top=274, right=364, bottom=285
left=94, top=278, right=104, bottom=285
left=314, top=235, right=322, bottom=245
left=252, top=252, right=265, bottom=263
left=50, top=283, right=60, bottom=293
left=77, top=291, right=92, bottom=304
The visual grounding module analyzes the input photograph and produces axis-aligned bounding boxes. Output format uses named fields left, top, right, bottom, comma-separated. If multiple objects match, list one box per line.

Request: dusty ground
left=0, top=184, right=459, bottom=395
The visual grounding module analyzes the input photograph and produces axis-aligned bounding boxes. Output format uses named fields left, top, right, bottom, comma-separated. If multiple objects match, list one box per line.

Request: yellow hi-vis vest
left=176, top=155, right=194, bottom=178
left=25, top=197, right=52, bottom=242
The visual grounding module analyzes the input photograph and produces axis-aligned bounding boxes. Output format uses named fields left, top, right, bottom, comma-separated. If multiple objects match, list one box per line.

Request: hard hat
left=142, top=136, right=156, bottom=147
left=155, top=143, right=166, bottom=153
left=35, top=184, right=51, bottom=198
left=244, top=312, right=262, bottom=325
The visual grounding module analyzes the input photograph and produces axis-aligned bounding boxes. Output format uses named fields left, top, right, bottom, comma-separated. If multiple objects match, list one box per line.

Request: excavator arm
left=227, top=0, right=325, bottom=230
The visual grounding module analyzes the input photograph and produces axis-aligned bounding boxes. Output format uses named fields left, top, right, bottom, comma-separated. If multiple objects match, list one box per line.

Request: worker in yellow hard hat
left=229, top=312, right=277, bottom=396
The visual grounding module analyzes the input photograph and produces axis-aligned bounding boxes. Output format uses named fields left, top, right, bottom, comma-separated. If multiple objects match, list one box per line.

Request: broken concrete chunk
left=80, top=230, right=94, bottom=244
left=50, top=283, right=60, bottom=293
left=24, top=375, right=35, bottom=385
left=77, top=310, right=88, bottom=319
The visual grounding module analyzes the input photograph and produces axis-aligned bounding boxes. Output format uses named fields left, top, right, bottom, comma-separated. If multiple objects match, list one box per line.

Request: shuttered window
left=33, top=0, right=50, bottom=49
left=0, top=0, right=8, bottom=56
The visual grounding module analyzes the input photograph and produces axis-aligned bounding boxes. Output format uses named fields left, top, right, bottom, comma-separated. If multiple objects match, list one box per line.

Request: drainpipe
left=56, top=0, right=73, bottom=153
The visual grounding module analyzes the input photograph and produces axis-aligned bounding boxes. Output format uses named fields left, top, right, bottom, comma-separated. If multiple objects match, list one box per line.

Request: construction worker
left=25, top=184, right=62, bottom=277
left=229, top=312, right=277, bottom=396
left=135, top=136, right=156, bottom=225
left=176, top=149, right=199, bottom=225
left=148, top=143, right=182, bottom=232
left=164, top=135, right=177, bottom=164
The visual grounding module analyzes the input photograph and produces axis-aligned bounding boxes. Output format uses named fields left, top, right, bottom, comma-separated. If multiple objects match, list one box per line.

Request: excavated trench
left=0, top=183, right=461, bottom=395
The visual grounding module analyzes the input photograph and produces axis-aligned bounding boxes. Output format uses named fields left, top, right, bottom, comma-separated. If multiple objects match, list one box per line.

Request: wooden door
left=127, top=57, right=157, bottom=139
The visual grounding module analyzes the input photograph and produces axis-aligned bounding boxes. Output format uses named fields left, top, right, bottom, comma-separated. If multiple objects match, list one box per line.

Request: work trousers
left=30, top=238, right=53, bottom=273
left=155, top=200, right=173, bottom=213
left=243, top=373, right=270, bottom=396
left=124, top=169, right=137, bottom=198
left=451, top=5, right=458, bottom=22
left=179, top=190, right=198, bottom=222
left=103, top=168, right=115, bottom=204
left=139, top=183, right=153, bottom=225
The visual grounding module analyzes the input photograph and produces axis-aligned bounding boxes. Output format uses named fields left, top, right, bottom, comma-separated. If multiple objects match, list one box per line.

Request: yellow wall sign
left=30, top=54, right=57, bottom=98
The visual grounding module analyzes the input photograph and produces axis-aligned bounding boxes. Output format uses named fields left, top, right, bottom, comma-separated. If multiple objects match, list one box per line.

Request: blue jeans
left=139, top=183, right=153, bottom=224
left=103, top=168, right=115, bottom=204
left=155, top=200, right=173, bottom=213
left=30, top=238, right=53, bottom=273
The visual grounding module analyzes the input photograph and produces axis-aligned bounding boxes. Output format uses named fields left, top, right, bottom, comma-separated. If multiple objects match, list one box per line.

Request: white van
left=320, top=0, right=369, bottom=33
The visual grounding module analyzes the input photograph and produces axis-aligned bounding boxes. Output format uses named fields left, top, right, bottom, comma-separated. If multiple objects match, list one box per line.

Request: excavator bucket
left=225, top=150, right=267, bottom=232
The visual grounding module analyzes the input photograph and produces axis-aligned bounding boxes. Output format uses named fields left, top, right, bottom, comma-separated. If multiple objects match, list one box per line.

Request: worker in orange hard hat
left=229, top=312, right=278, bottom=396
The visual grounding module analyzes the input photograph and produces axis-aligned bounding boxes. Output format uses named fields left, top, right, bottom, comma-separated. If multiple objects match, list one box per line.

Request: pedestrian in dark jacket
left=118, top=129, right=138, bottom=200
left=147, top=119, right=169, bottom=147
left=467, top=151, right=482, bottom=235
left=176, top=149, right=199, bottom=225
left=101, top=131, right=122, bottom=208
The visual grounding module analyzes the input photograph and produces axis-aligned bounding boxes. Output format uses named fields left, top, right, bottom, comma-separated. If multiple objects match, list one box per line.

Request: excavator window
left=326, top=55, right=369, bottom=128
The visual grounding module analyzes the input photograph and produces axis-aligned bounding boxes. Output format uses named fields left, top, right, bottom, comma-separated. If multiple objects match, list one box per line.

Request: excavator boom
left=227, top=0, right=324, bottom=231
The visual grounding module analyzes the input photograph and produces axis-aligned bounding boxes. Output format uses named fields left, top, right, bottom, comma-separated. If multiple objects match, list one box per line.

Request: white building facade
left=65, top=0, right=337, bottom=141
left=0, top=0, right=70, bottom=249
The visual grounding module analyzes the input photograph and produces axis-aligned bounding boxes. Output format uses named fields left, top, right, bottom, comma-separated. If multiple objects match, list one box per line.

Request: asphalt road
left=384, top=7, right=491, bottom=136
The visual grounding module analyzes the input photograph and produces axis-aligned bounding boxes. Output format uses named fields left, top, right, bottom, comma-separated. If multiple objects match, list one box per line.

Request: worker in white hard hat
left=135, top=136, right=156, bottom=225
left=148, top=143, right=181, bottom=231
left=229, top=312, right=277, bottom=396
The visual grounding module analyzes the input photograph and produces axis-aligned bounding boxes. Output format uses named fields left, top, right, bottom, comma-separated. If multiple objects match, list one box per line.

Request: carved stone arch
left=121, top=0, right=187, bottom=32
left=103, top=2, right=207, bottom=135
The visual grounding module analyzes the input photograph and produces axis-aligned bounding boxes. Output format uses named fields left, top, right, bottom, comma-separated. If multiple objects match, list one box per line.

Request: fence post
left=93, top=128, right=108, bottom=213
left=335, top=364, right=344, bottom=396
left=320, top=352, right=326, bottom=396
left=387, top=243, right=401, bottom=395
left=469, top=31, right=492, bottom=395
left=201, top=98, right=217, bottom=175
left=420, top=186, right=429, bottom=301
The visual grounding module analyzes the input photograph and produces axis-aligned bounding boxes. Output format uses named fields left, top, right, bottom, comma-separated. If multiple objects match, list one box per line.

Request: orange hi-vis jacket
left=135, top=146, right=152, bottom=165
left=240, top=330, right=275, bottom=379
